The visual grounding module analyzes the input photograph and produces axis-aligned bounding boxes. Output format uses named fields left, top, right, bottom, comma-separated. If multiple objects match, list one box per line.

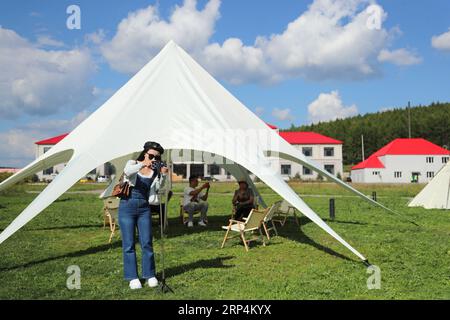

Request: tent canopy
left=0, top=41, right=393, bottom=261
left=409, top=162, right=450, bottom=209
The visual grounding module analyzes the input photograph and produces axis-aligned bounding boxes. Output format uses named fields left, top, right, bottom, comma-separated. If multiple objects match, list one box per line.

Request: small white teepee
left=409, top=162, right=450, bottom=209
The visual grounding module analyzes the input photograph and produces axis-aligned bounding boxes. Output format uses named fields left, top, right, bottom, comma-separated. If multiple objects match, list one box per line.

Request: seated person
left=183, top=175, right=210, bottom=228
left=232, top=180, right=255, bottom=221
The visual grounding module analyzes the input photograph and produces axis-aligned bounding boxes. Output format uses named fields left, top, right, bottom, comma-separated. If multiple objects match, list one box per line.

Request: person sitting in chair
left=232, top=180, right=255, bottom=221
left=183, top=175, right=210, bottom=228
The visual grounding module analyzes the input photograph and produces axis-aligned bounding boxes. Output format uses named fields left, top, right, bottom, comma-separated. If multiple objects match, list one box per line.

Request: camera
left=151, top=160, right=167, bottom=171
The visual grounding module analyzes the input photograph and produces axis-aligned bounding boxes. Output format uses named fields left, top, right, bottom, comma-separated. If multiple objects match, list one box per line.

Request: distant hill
left=286, top=102, right=450, bottom=166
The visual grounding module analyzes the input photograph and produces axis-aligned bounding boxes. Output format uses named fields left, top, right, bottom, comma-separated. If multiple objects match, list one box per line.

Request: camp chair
left=261, top=201, right=282, bottom=240
left=272, top=200, right=300, bottom=227
left=221, top=209, right=266, bottom=252
left=103, top=197, right=120, bottom=243
left=179, top=196, right=201, bottom=224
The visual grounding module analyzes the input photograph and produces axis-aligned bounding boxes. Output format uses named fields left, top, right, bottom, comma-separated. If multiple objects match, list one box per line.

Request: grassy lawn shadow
left=161, top=256, right=234, bottom=279
left=0, top=241, right=121, bottom=272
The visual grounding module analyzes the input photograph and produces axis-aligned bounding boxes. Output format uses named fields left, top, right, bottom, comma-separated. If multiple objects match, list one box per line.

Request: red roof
left=279, top=131, right=342, bottom=145
left=35, top=129, right=343, bottom=147
left=351, top=156, right=385, bottom=170
left=266, top=123, right=278, bottom=129
left=35, top=133, right=69, bottom=145
left=352, top=138, right=450, bottom=170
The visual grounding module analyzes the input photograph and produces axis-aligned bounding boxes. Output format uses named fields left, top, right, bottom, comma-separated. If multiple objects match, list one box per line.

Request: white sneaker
left=129, top=279, right=142, bottom=290
left=187, top=221, right=194, bottom=228
left=147, top=277, right=159, bottom=288
left=198, top=220, right=207, bottom=227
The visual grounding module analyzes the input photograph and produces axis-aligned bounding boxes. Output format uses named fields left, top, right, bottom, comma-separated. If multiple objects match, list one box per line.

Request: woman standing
left=232, top=180, right=255, bottom=221
left=118, top=141, right=167, bottom=290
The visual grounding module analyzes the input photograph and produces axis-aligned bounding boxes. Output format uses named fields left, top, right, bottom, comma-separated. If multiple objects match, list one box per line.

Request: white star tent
left=0, top=41, right=393, bottom=262
left=409, top=162, right=450, bottom=209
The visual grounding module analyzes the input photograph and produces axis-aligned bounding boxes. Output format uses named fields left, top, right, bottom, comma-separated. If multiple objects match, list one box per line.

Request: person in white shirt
left=183, top=175, right=210, bottom=227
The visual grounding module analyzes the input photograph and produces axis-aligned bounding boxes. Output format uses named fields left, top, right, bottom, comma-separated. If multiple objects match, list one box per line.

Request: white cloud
left=201, top=38, right=270, bottom=84
left=85, top=29, right=106, bottom=45
left=377, top=48, right=422, bottom=65
left=99, top=0, right=407, bottom=84
left=308, top=90, right=358, bottom=123
left=272, top=108, right=295, bottom=121
left=101, top=0, right=221, bottom=74
left=36, top=35, right=65, bottom=48
left=0, top=111, right=89, bottom=167
left=0, top=27, right=96, bottom=118
left=431, top=28, right=450, bottom=51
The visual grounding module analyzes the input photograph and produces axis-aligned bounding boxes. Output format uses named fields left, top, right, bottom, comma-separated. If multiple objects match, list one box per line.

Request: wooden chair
left=272, top=200, right=300, bottom=227
left=221, top=209, right=266, bottom=252
left=103, top=197, right=120, bottom=243
left=179, top=196, right=201, bottom=224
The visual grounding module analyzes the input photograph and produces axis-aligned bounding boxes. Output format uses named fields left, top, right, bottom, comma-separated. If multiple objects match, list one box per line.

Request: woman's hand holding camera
left=161, top=166, right=169, bottom=174
left=142, top=153, right=153, bottom=168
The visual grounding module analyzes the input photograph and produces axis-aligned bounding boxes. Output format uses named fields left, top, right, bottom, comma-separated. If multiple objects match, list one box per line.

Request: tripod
left=157, top=166, right=174, bottom=294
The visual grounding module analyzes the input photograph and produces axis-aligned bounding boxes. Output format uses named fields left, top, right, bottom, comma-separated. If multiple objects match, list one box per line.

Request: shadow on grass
left=275, top=216, right=358, bottom=263
left=160, top=256, right=234, bottom=279
left=322, top=218, right=368, bottom=226
left=24, top=224, right=103, bottom=231
left=0, top=241, right=121, bottom=272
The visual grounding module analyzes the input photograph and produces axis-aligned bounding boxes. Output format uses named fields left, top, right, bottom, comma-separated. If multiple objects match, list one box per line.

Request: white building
left=35, top=125, right=344, bottom=182
left=35, top=133, right=110, bottom=182
left=351, top=138, right=450, bottom=183
left=171, top=124, right=343, bottom=181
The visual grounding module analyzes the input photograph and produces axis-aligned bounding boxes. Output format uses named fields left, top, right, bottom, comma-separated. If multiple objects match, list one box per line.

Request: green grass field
left=0, top=182, right=449, bottom=300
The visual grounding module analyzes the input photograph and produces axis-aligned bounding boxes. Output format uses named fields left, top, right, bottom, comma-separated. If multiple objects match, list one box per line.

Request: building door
left=411, top=172, right=420, bottom=183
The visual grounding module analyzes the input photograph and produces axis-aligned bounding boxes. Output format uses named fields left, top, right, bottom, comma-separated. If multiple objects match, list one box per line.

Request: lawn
left=0, top=181, right=448, bottom=300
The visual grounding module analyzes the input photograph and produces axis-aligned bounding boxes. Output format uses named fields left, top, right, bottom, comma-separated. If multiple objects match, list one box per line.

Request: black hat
left=144, top=141, right=164, bottom=154
left=238, top=179, right=248, bottom=186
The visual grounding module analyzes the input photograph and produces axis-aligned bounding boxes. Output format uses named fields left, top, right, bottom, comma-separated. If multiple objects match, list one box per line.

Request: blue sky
left=1, top=0, right=450, bottom=167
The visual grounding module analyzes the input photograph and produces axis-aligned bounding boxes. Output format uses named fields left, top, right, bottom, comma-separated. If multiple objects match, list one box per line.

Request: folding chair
left=103, top=197, right=120, bottom=243
left=221, top=209, right=266, bottom=252
left=179, top=196, right=201, bottom=224
left=261, top=201, right=282, bottom=240
left=272, top=200, right=300, bottom=226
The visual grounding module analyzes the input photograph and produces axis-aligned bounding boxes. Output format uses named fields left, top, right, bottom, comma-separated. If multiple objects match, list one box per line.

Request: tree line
left=286, top=102, right=450, bottom=165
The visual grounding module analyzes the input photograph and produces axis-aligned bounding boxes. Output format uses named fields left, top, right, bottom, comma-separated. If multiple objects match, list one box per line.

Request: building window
left=173, top=164, right=187, bottom=179
left=281, top=165, right=291, bottom=175
left=394, top=172, right=402, bottom=178
left=426, top=157, right=434, bottom=163
left=324, top=147, right=334, bottom=157
left=302, top=166, right=312, bottom=175
left=207, top=164, right=220, bottom=176
left=190, top=164, right=205, bottom=178
left=43, top=147, right=51, bottom=153
left=324, top=165, right=335, bottom=175
left=43, top=167, right=54, bottom=175
left=302, top=147, right=313, bottom=157
left=372, top=171, right=380, bottom=176
left=443, top=157, right=449, bottom=164
left=426, top=172, right=434, bottom=178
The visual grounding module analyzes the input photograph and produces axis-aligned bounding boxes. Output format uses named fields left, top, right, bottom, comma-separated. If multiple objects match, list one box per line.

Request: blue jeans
left=118, top=198, right=156, bottom=280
